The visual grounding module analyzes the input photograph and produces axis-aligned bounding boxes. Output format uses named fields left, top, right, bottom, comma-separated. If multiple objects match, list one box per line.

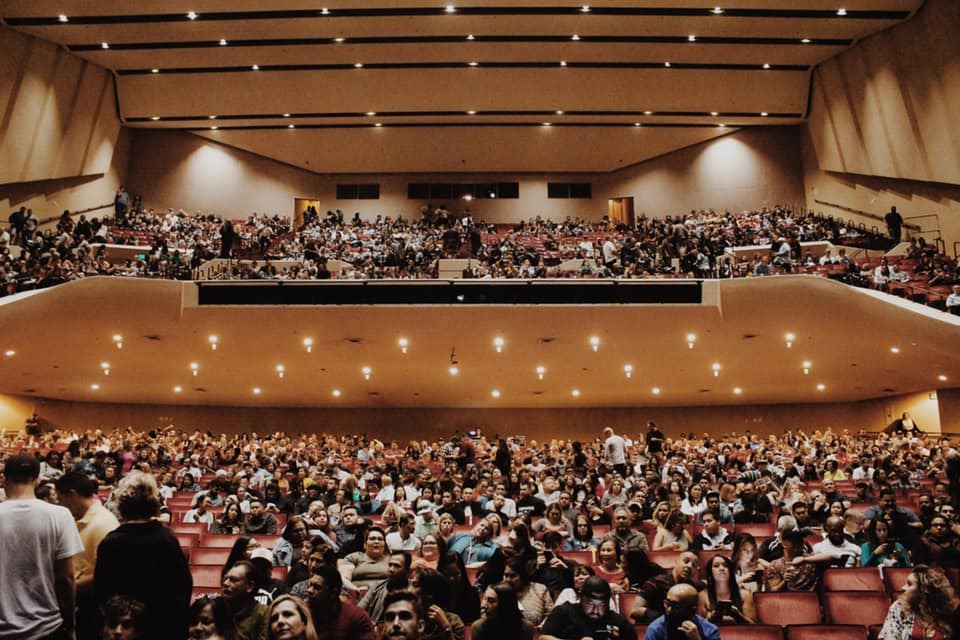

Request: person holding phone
left=861, top=516, right=911, bottom=567
left=697, top=556, right=756, bottom=625
left=539, top=576, right=636, bottom=640
left=645, top=584, right=720, bottom=640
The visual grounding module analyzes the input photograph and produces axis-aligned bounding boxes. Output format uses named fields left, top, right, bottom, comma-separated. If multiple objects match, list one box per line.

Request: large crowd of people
left=10, top=198, right=960, bottom=307
left=3, top=420, right=960, bottom=639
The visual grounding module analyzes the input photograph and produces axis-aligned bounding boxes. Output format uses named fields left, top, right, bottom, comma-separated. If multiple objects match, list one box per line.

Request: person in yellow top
left=823, top=460, right=848, bottom=481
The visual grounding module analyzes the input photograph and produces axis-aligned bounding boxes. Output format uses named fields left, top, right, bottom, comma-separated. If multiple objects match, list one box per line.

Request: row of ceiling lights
left=58, top=6, right=852, bottom=22
left=197, top=122, right=756, bottom=130
left=140, top=59, right=788, bottom=72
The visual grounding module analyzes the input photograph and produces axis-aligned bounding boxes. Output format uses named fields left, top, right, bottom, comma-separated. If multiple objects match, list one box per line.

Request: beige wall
left=127, top=126, right=804, bottom=222
left=0, top=394, right=34, bottom=432
left=803, top=0, right=960, bottom=247
left=938, top=388, right=960, bottom=435
left=9, top=393, right=923, bottom=441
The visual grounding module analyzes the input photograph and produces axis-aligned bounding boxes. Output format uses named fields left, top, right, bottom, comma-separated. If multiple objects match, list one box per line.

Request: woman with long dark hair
left=438, top=550, right=482, bottom=624
left=222, top=536, right=259, bottom=578
left=697, top=555, right=756, bottom=624
left=472, top=582, right=536, bottom=640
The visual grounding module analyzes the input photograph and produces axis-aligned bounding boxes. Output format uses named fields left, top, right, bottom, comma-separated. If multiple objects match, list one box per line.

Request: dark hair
left=438, top=551, right=482, bottom=623
left=227, top=560, right=256, bottom=585
left=542, top=530, right=564, bottom=549
left=310, top=562, right=343, bottom=594
left=705, top=555, right=744, bottom=610
left=188, top=596, right=233, bottom=637
left=55, top=471, right=97, bottom=498
left=581, top=575, right=612, bottom=600
left=624, top=548, right=663, bottom=587
left=476, top=582, right=524, bottom=640
left=415, top=568, right=451, bottom=609
left=4, top=454, right=40, bottom=484
left=281, top=515, right=307, bottom=542
left=573, top=515, right=595, bottom=542
left=382, top=590, right=425, bottom=620
left=504, top=555, right=531, bottom=586
left=101, top=595, right=147, bottom=634
left=223, top=536, right=256, bottom=578
left=364, top=526, right=386, bottom=545
left=781, top=528, right=806, bottom=548
left=393, top=550, right=413, bottom=569
left=865, top=516, right=892, bottom=547
left=731, top=533, right=758, bottom=567
left=665, top=510, right=688, bottom=530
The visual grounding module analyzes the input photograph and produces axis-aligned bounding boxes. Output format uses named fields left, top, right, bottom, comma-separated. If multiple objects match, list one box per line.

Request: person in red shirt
left=306, top=563, right=376, bottom=640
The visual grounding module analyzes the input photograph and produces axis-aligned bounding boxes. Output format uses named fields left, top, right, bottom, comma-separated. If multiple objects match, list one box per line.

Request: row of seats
left=633, top=624, right=874, bottom=640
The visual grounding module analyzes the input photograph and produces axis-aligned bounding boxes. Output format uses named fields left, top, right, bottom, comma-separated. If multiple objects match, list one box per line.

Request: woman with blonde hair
left=267, top=595, right=318, bottom=640
left=879, top=565, right=958, bottom=640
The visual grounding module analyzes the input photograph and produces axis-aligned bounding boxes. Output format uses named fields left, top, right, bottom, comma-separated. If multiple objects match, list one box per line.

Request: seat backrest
left=175, top=533, right=199, bottom=549
left=647, top=550, right=682, bottom=569
left=190, top=547, right=231, bottom=565
left=823, top=591, right=891, bottom=627
left=564, top=550, right=594, bottom=567
left=697, top=549, right=730, bottom=569
left=786, top=624, right=867, bottom=640
left=882, top=566, right=913, bottom=594
left=171, top=522, right=207, bottom=535
left=822, top=567, right=884, bottom=592
left=190, top=565, right=224, bottom=589
left=755, top=592, right=822, bottom=626
left=722, top=624, right=784, bottom=640
left=735, top=523, right=776, bottom=538
left=200, top=534, right=242, bottom=548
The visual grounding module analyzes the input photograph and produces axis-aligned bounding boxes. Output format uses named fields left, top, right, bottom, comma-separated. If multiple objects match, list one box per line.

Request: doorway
left=293, top=198, right=319, bottom=228
left=608, top=197, right=635, bottom=228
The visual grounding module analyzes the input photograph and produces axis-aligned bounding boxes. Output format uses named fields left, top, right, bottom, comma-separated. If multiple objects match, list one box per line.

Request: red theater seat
left=189, top=547, right=231, bottom=565
left=755, top=592, right=822, bottom=626
left=200, top=534, right=242, bottom=548
left=822, top=567, right=884, bottom=592
left=786, top=625, right=867, bottom=640
left=734, top=523, right=776, bottom=538
left=190, top=565, right=224, bottom=589
left=822, top=591, right=890, bottom=627
left=647, top=550, right=682, bottom=569
left=722, top=624, right=784, bottom=640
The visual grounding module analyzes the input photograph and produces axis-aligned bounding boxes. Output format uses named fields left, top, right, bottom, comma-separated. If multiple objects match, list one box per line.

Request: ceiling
left=0, top=275, right=956, bottom=410
left=0, top=1, right=923, bottom=172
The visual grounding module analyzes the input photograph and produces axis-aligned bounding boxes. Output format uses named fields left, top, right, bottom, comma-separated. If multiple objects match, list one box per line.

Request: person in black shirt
left=516, top=481, right=546, bottom=518
left=540, top=576, right=636, bottom=640
left=885, top=206, right=904, bottom=243
left=646, top=421, right=664, bottom=457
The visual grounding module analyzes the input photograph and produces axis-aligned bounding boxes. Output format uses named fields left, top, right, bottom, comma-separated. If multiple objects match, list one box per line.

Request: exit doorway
left=293, top=198, right=320, bottom=228
left=608, top=197, right=635, bottom=228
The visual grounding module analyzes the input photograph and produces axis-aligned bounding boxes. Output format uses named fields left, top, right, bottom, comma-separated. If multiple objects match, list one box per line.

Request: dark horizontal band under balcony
left=9, top=7, right=910, bottom=27
left=70, top=34, right=852, bottom=51
left=127, top=110, right=801, bottom=123
left=181, top=122, right=764, bottom=131
left=120, top=61, right=809, bottom=75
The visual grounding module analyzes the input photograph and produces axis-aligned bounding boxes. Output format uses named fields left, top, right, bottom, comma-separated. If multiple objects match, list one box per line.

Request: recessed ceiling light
left=303, top=337, right=314, bottom=352
left=186, top=11, right=198, bottom=20
left=398, top=337, right=409, bottom=353
left=651, top=387, right=661, bottom=395
left=174, top=385, right=183, bottom=393
left=712, top=7, right=724, bottom=14
left=113, top=334, right=123, bottom=349
left=581, top=5, right=591, bottom=12
left=785, top=332, right=796, bottom=348
left=467, top=61, right=478, bottom=66
left=634, top=122, right=641, bottom=127
left=763, top=63, right=771, bottom=69
left=686, top=333, right=697, bottom=348
left=816, top=383, right=826, bottom=391
left=362, top=366, right=372, bottom=380
left=3, top=349, right=15, bottom=357
left=288, top=124, right=295, bottom=129
left=560, top=60, right=568, bottom=67
left=938, top=374, right=948, bottom=381
left=664, top=61, right=671, bottom=67
left=445, top=4, right=456, bottom=12
left=354, top=63, right=363, bottom=68
left=276, top=364, right=285, bottom=378
left=491, top=389, right=501, bottom=398
left=449, top=365, right=460, bottom=376
left=252, top=64, right=259, bottom=70
left=733, top=387, right=743, bottom=395
left=332, top=388, right=342, bottom=397
left=282, top=113, right=291, bottom=117
left=837, top=8, right=847, bottom=16
left=589, top=335, right=600, bottom=351
left=801, top=38, right=811, bottom=44
left=365, top=111, right=376, bottom=116
left=374, top=122, right=383, bottom=127
left=555, top=110, right=564, bottom=115
left=208, top=335, right=218, bottom=350
left=688, top=35, right=696, bottom=42
left=219, top=39, right=228, bottom=46
left=190, top=362, right=199, bottom=375
left=890, top=346, right=900, bottom=353
left=90, top=383, right=100, bottom=391
left=101, top=361, right=110, bottom=375
left=252, top=387, right=262, bottom=395
left=150, top=116, right=160, bottom=121
left=712, top=362, right=721, bottom=376
left=623, top=364, right=634, bottom=378
left=802, top=360, right=812, bottom=375
left=466, top=110, right=477, bottom=115
left=321, top=7, right=330, bottom=15
left=58, top=14, right=68, bottom=22
left=542, top=122, right=552, bottom=127
left=493, top=336, right=505, bottom=353
left=571, top=34, right=580, bottom=41
left=334, top=37, right=345, bottom=43
left=209, top=115, right=217, bottom=119
left=101, top=42, right=109, bottom=49
left=209, top=126, right=217, bottom=131
left=536, top=365, right=546, bottom=380
left=151, top=69, right=159, bottom=73
left=718, top=123, right=726, bottom=128
left=761, top=112, right=769, bottom=116
left=466, top=34, right=475, bottom=40
left=644, top=110, right=653, bottom=115
left=571, top=389, right=581, bottom=397
left=710, top=111, right=719, bottom=116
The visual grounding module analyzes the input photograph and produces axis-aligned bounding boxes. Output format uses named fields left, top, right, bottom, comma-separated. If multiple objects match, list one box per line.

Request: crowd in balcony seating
left=2, top=419, right=960, bottom=639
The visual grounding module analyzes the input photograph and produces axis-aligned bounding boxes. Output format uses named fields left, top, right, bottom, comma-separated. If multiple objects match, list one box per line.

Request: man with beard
left=539, top=576, right=636, bottom=640
left=306, top=563, right=377, bottom=640
left=360, top=551, right=412, bottom=624
left=644, top=583, right=720, bottom=640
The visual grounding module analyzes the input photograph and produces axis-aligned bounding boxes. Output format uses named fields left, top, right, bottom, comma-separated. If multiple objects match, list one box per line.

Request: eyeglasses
left=382, top=611, right=416, bottom=622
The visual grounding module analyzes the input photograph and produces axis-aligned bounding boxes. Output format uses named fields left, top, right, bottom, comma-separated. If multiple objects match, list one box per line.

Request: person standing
left=114, top=186, right=130, bottom=222
left=885, top=206, right=904, bottom=244
left=0, top=454, right=84, bottom=640
left=603, top=427, right=627, bottom=478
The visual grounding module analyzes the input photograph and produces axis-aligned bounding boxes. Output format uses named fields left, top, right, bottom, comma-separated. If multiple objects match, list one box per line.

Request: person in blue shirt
left=645, top=584, right=720, bottom=640
left=447, top=519, right=500, bottom=564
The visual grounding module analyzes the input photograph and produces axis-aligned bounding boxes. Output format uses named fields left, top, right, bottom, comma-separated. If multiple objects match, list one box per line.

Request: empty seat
left=823, top=591, right=890, bottom=627
left=722, top=624, right=784, bottom=640
left=823, top=568, right=884, bottom=592
left=755, top=592, right=822, bottom=626
left=190, top=565, right=224, bottom=589
left=189, top=547, right=230, bottom=565
left=200, top=534, right=242, bottom=548
left=786, top=624, right=867, bottom=640
left=175, top=533, right=200, bottom=549
left=618, top=593, right=639, bottom=618
left=697, top=549, right=730, bottom=568
left=647, top=550, right=682, bottom=569
left=171, top=523, right=208, bottom=535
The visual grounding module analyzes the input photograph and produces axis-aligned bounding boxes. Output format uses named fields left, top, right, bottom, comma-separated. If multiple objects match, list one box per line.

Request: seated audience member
left=864, top=488, right=923, bottom=541
left=701, top=490, right=734, bottom=525
left=843, top=509, right=868, bottom=546
left=188, top=595, right=234, bottom=640
left=214, top=501, right=246, bottom=534
left=359, top=551, right=412, bottom=624
left=697, top=555, right=756, bottom=625
left=245, top=497, right=280, bottom=535
left=101, top=595, right=148, bottom=640
left=648, top=583, right=721, bottom=640
left=690, top=511, right=733, bottom=551
left=386, top=514, right=422, bottom=552
left=305, top=564, right=377, bottom=640
left=250, top=547, right=287, bottom=605
left=593, top=537, right=628, bottom=592
left=763, top=529, right=819, bottom=592
left=606, top=505, right=651, bottom=551
left=565, top=514, right=601, bottom=551
left=446, top=519, right=500, bottom=564
left=267, top=595, right=318, bottom=640
left=540, top=576, right=637, bottom=640
left=534, top=501, right=573, bottom=538
left=437, top=551, right=482, bottom=624
left=379, top=591, right=429, bottom=640
left=810, top=515, right=862, bottom=567
left=338, top=527, right=390, bottom=591
left=473, top=582, right=537, bottom=640
left=731, top=533, right=768, bottom=593
left=861, top=515, right=911, bottom=567
left=913, top=515, right=960, bottom=568
left=274, top=516, right=310, bottom=567
left=629, top=551, right=702, bottom=623
left=878, top=566, right=958, bottom=640
left=531, top=531, right=576, bottom=597
left=502, top=554, right=554, bottom=626
left=759, top=515, right=811, bottom=561
left=652, top=509, right=692, bottom=551
left=411, top=568, right=467, bottom=640
left=555, top=564, right=616, bottom=608
left=221, top=560, right=269, bottom=640
left=184, top=494, right=216, bottom=527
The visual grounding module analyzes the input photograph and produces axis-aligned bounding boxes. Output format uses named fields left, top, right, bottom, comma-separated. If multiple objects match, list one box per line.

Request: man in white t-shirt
left=810, top=516, right=861, bottom=568
left=603, top=427, right=628, bottom=477
left=0, top=454, right=84, bottom=640
left=385, top=514, right=421, bottom=552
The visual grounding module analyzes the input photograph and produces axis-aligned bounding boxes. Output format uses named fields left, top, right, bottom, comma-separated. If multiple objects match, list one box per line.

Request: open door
left=608, top=197, right=635, bottom=228
left=293, top=198, right=320, bottom=229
